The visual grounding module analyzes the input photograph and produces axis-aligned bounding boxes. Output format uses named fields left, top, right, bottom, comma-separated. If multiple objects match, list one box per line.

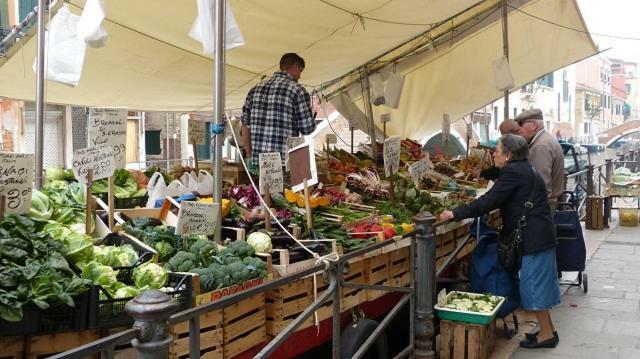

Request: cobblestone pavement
left=509, top=215, right=640, bottom=359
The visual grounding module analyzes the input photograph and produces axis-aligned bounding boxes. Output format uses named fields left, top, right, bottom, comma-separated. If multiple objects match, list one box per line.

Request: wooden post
left=108, top=175, right=115, bottom=230
left=263, top=187, right=272, bottom=232
left=303, top=179, right=313, bottom=231
left=389, top=175, right=396, bottom=206
left=0, top=196, right=5, bottom=222
left=86, top=169, right=93, bottom=235
left=192, top=143, right=200, bottom=172
left=476, top=149, right=488, bottom=185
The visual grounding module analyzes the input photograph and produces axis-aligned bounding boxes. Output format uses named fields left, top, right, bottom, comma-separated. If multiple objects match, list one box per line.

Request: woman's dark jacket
left=453, top=160, right=557, bottom=255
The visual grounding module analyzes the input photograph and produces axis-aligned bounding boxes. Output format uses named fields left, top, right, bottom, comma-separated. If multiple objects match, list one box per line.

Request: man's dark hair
left=280, top=53, right=305, bottom=70
left=499, top=134, right=529, bottom=161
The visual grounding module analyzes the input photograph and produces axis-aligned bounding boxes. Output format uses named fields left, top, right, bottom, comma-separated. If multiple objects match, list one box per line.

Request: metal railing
left=51, top=212, right=464, bottom=359
left=564, top=149, right=640, bottom=225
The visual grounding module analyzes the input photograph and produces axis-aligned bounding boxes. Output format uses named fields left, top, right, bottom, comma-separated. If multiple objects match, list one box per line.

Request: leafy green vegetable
left=93, top=245, right=139, bottom=267
left=246, top=232, right=272, bottom=253
left=219, top=240, right=255, bottom=259
left=45, top=167, right=67, bottom=182
left=133, top=262, right=168, bottom=289
left=188, top=239, right=218, bottom=267
left=29, top=190, right=53, bottom=220
left=167, top=251, right=197, bottom=272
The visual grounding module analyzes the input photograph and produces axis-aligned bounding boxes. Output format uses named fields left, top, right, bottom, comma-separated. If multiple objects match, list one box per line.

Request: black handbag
left=498, top=169, right=535, bottom=273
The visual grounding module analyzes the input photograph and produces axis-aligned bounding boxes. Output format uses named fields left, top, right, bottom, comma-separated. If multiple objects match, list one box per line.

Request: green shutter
left=145, top=130, right=162, bottom=155
left=1, top=0, right=8, bottom=27
left=19, top=0, right=37, bottom=21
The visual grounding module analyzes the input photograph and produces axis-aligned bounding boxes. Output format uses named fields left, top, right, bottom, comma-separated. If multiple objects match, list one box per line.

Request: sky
left=577, top=0, right=640, bottom=64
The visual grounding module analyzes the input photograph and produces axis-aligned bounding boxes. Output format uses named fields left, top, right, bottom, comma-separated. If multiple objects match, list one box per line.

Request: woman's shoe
left=519, top=335, right=559, bottom=349
left=525, top=331, right=559, bottom=340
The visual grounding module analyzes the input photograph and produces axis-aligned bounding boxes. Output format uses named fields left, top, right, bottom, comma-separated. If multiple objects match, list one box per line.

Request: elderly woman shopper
left=440, top=134, right=561, bottom=349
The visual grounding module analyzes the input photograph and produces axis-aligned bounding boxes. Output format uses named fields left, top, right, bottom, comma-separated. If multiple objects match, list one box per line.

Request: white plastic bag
left=146, top=172, right=167, bottom=208
left=77, top=0, right=108, bottom=48
left=180, top=172, right=199, bottom=193
left=165, top=180, right=188, bottom=197
left=368, top=73, right=386, bottom=106
left=384, top=73, right=405, bottom=109
left=32, top=4, right=86, bottom=87
left=492, top=56, right=515, bottom=91
left=194, top=170, right=214, bottom=195
left=189, top=0, right=245, bottom=55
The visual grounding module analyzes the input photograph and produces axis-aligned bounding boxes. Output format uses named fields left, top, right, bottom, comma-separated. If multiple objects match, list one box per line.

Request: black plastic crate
left=87, top=272, right=193, bottom=329
left=0, top=292, right=88, bottom=336
left=99, top=232, right=155, bottom=284
left=96, top=192, right=149, bottom=209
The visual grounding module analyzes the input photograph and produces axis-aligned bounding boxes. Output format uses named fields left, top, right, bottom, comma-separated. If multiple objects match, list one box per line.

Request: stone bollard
left=125, top=289, right=179, bottom=359
left=413, top=212, right=436, bottom=359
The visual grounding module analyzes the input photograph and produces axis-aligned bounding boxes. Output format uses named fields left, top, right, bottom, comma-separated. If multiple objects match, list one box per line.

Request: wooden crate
left=362, top=252, right=392, bottom=301
left=439, top=320, right=496, bottom=359
left=435, top=223, right=472, bottom=269
left=586, top=196, right=605, bottom=229
left=0, top=330, right=101, bottom=359
left=341, top=259, right=366, bottom=310
left=388, top=246, right=411, bottom=287
left=265, top=275, right=336, bottom=336
left=169, top=294, right=266, bottom=359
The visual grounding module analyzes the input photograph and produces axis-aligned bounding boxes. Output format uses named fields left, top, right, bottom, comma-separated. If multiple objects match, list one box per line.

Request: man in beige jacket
left=515, top=109, right=564, bottom=211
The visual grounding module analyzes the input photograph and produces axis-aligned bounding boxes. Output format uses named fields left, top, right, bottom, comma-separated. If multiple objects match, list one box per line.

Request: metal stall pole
left=604, top=158, right=613, bottom=226
left=34, top=0, right=47, bottom=189
left=125, top=290, right=179, bottom=359
left=165, top=113, right=171, bottom=171
left=331, top=263, right=342, bottom=359
left=501, top=0, right=510, bottom=122
left=586, top=164, right=595, bottom=196
left=212, top=0, right=226, bottom=243
left=413, top=212, right=436, bottom=359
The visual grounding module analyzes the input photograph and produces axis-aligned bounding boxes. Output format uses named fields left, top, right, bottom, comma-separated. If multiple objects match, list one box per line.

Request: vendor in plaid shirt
left=241, top=53, right=316, bottom=169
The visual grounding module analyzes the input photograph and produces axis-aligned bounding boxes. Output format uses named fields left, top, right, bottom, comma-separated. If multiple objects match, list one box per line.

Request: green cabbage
left=246, top=232, right=272, bottom=253
left=45, top=167, right=67, bottom=182
left=94, top=244, right=139, bottom=267
left=113, top=284, right=140, bottom=299
left=82, top=261, right=119, bottom=288
left=63, top=233, right=95, bottom=268
left=29, top=190, right=53, bottom=220
left=133, top=262, right=168, bottom=289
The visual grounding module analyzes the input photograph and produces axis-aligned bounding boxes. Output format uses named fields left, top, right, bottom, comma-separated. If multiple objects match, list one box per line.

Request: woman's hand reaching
left=439, top=210, right=454, bottom=222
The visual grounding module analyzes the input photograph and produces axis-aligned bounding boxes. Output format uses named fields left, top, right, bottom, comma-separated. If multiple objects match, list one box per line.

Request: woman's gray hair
left=498, top=134, right=529, bottom=161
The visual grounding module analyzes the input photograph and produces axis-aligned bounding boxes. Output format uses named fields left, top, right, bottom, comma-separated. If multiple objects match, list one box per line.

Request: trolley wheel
left=582, top=272, right=588, bottom=293
left=340, top=318, right=389, bottom=359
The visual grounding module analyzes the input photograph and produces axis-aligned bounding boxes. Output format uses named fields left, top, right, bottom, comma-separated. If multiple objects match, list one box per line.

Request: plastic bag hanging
left=32, top=4, right=86, bottom=87
left=77, top=0, right=108, bottom=48
left=189, top=0, right=245, bottom=55
left=492, top=56, right=515, bottom=91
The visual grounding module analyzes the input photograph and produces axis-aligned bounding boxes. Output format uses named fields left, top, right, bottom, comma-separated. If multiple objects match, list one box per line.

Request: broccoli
left=132, top=217, right=163, bottom=229
left=191, top=267, right=217, bottom=292
left=220, top=240, right=255, bottom=259
left=188, top=239, right=217, bottom=267
left=154, top=241, right=175, bottom=262
left=227, top=261, right=247, bottom=285
left=209, top=263, right=232, bottom=288
left=243, top=257, right=268, bottom=279
left=221, top=255, right=242, bottom=265
left=167, top=251, right=197, bottom=272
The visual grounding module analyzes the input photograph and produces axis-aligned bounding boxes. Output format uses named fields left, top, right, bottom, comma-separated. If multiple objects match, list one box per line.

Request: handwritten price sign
left=88, top=108, right=127, bottom=168
left=259, top=152, right=283, bottom=195
left=176, top=201, right=218, bottom=235
left=0, top=153, right=34, bottom=214
left=72, top=144, right=116, bottom=183
left=188, top=120, right=206, bottom=145
left=383, top=136, right=401, bottom=177
left=408, top=158, right=435, bottom=187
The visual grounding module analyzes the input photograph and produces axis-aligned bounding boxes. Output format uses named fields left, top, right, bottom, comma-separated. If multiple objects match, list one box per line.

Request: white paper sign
left=176, top=201, right=218, bottom=235
left=259, top=152, right=283, bottom=195
left=326, top=134, right=337, bottom=145
left=188, top=120, right=206, bottom=145
left=408, top=158, right=435, bottom=187
left=72, top=144, right=116, bottom=183
left=88, top=108, right=127, bottom=168
left=383, top=136, right=401, bottom=177
left=0, top=152, right=34, bottom=214
left=286, top=137, right=305, bottom=152
left=381, top=113, right=391, bottom=123
left=442, top=113, right=451, bottom=140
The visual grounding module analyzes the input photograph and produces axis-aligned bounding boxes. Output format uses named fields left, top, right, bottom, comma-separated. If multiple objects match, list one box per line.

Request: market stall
left=0, top=0, right=599, bottom=358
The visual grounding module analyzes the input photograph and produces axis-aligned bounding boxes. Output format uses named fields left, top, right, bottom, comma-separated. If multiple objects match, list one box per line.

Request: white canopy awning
left=0, top=0, right=596, bottom=139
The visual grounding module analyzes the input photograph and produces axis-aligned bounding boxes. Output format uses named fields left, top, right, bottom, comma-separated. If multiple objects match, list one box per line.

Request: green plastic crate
left=434, top=291, right=505, bottom=325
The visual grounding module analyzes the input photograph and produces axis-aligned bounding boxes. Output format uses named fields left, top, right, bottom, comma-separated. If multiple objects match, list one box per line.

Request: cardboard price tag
left=259, top=152, right=283, bottom=194
left=289, top=142, right=318, bottom=193
left=408, top=158, right=435, bottom=187
left=188, top=120, right=206, bottom=145
left=326, top=134, right=337, bottom=145
left=72, top=144, right=116, bottom=183
left=176, top=201, right=218, bottom=235
left=383, top=136, right=401, bottom=177
left=88, top=108, right=127, bottom=168
left=0, top=152, right=34, bottom=215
